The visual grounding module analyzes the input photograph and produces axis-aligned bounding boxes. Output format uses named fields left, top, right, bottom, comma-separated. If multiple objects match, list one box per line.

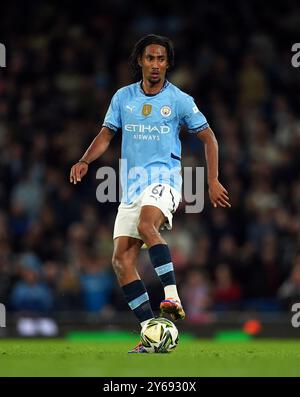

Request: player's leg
left=112, top=236, right=154, bottom=328
left=112, top=236, right=154, bottom=353
left=137, top=205, right=185, bottom=320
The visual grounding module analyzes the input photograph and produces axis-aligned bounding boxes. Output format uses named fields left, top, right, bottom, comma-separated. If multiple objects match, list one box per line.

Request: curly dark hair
left=129, top=34, right=175, bottom=79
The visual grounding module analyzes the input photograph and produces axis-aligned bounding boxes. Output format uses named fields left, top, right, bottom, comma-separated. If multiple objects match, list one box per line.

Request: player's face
left=139, top=44, right=169, bottom=84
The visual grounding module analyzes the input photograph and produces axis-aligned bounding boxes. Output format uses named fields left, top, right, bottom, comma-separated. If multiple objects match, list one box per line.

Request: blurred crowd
left=1, top=0, right=300, bottom=323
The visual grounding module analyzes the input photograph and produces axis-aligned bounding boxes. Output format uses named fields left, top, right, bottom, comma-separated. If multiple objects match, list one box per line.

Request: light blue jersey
left=103, top=80, right=209, bottom=204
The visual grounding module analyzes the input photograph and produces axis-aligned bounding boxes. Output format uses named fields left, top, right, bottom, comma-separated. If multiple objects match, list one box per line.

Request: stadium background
left=0, top=0, right=300, bottom=340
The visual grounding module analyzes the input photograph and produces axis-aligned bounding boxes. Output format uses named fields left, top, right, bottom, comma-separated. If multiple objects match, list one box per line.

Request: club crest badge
left=142, top=104, right=152, bottom=116
left=160, top=106, right=172, bottom=117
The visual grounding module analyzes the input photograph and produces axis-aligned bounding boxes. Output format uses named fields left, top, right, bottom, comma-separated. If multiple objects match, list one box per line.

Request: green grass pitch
left=0, top=338, right=300, bottom=377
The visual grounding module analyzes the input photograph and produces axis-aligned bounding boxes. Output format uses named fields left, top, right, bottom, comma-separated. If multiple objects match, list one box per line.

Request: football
left=140, top=317, right=179, bottom=353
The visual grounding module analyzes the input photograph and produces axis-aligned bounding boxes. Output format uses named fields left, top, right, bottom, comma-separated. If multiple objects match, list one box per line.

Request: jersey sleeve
left=179, top=94, right=209, bottom=133
left=102, top=91, right=122, bottom=132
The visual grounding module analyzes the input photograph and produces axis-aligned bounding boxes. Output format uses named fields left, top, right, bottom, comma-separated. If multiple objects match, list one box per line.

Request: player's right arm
left=70, top=127, right=115, bottom=184
left=70, top=89, right=122, bottom=184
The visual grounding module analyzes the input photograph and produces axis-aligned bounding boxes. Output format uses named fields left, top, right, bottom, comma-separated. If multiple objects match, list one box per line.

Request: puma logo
left=126, top=105, right=135, bottom=113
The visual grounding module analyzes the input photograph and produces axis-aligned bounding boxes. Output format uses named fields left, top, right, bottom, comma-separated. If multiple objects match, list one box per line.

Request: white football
left=140, top=317, right=179, bottom=353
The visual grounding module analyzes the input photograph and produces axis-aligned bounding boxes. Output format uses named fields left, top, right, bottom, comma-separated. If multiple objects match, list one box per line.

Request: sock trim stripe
left=128, top=292, right=149, bottom=310
left=155, top=262, right=174, bottom=276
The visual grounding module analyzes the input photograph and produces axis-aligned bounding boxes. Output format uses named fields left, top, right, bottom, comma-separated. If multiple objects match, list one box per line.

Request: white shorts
left=113, top=183, right=181, bottom=240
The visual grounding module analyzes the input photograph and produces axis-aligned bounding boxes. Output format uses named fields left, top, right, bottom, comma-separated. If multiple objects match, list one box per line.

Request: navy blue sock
left=121, top=280, right=154, bottom=324
left=148, top=244, right=176, bottom=287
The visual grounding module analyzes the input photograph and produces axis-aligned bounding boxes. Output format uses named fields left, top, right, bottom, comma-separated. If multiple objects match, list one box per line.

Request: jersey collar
left=139, top=79, right=169, bottom=96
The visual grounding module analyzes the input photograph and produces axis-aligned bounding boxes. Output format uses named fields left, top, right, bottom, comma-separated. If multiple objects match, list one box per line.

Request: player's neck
left=141, top=79, right=166, bottom=95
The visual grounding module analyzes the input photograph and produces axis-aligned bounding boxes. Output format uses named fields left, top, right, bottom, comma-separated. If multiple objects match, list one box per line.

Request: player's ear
left=138, top=56, right=142, bottom=67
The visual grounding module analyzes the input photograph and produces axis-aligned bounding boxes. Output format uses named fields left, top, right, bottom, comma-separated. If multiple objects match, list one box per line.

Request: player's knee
left=137, top=220, right=156, bottom=240
left=137, top=220, right=148, bottom=238
left=112, top=252, right=130, bottom=278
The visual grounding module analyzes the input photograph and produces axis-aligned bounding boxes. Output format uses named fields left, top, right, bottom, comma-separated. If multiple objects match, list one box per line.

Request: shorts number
left=151, top=184, right=165, bottom=197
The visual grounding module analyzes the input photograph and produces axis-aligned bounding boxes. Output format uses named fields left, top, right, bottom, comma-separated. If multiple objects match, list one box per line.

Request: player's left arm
left=196, top=127, right=231, bottom=208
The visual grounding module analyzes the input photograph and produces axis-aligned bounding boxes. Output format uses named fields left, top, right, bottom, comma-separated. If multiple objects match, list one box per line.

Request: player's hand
left=208, top=179, right=231, bottom=208
left=70, top=161, right=89, bottom=184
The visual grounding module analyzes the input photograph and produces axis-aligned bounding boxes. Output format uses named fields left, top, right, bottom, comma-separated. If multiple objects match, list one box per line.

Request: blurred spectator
left=181, top=269, right=213, bottom=322
left=213, top=263, right=242, bottom=310
left=79, top=255, right=114, bottom=313
left=9, top=254, right=58, bottom=335
left=10, top=256, right=54, bottom=314
left=238, top=55, right=269, bottom=107
left=56, top=265, right=82, bottom=310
